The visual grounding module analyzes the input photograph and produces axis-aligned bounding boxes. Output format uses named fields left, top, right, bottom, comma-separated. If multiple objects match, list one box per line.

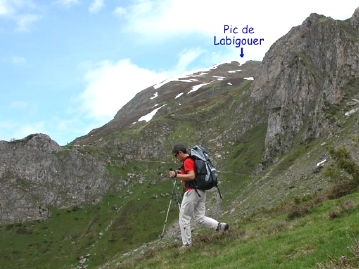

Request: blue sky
left=1, top=0, right=358, bottom=145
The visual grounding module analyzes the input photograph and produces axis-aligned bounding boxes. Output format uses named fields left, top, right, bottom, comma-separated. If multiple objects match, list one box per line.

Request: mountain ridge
left=1, top=8, right=359, bottom=268
left=72, top=60, right=260, bottom=145
left=1, top=8, right=359, bottom=225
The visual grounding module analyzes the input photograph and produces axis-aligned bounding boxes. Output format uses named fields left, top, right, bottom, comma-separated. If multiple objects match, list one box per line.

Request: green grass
left=0, top=176, right=183, bottom=269
left=224, top=123, right=267, bottom=174
left=1, top=145, right=359, bottom=269
left=2, top=59, right=359, bottom=269
left=112, top=192, right=359, bottom=269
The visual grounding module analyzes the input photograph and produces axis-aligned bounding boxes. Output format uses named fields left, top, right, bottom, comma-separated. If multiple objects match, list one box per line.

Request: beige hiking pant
left=179, top=189, right=218, bottom=245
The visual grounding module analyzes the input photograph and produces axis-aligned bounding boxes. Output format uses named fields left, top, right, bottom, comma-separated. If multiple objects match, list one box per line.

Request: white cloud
left=10, top=56, right=26, bottom=64
left=10, top=101, right=29, bottom=109
left=1, top=56, right=26, bottom=64
left=77, top=48, right=213, bottom=121
left=115, top=0, right=359, bottom=35
left=15, top=122, right=46, bottom=139
left=0, top=1, right=37, bottom=15
left=55, top=0, right=79, bottom=7
left=79, top=59, right=168, bottom=120
left=0, top=0, right=40, bottom=31
left=114, top=0, right=359, bottom=61
left=0, top=121, right=46, bottom=141
left=0, top=0, right=12, bottom=16
left=113, top=6, right=126, bottom=17
left=15, top=13, right=40, bottom=32
left=0, top=120, right=16, bottom=132
left=89, top=0, right=104, bottom=14
left=175, top=48, right=204, bottom=72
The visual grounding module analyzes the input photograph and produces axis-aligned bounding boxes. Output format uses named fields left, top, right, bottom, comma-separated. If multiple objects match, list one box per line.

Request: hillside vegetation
left=1, top=8, right=359, bottom=269
left=1, top=129, right=358, bottom=268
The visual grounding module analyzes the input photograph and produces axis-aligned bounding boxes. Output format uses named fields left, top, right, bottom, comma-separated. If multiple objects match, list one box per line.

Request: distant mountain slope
left=72, top=60, right=260, bottom=145
left=1, top=7, right=359, bottom=231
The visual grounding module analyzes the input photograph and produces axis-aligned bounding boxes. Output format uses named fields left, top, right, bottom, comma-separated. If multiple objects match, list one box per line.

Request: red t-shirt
left=181, top=157, right=196, bottom=192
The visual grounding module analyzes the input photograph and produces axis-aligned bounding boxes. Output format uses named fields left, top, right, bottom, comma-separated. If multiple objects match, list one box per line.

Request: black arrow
left=240, top=48, right=244, bottom=57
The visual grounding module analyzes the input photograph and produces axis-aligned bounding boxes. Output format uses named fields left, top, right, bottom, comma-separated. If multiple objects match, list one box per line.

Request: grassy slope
left=1, top=76, right=358, bottom=268
left=104, top=192, right=359, bottom=269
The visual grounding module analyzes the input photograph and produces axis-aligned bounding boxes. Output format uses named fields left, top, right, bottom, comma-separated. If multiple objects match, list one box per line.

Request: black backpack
left=185, top=145, right=222, bottom=199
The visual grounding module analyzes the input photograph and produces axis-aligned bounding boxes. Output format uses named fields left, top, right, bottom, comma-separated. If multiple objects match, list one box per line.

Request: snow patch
left=138, top=105, right=166, bottom=122
left=188, top=82, right=211, bottom=94
left=228, top=70, right=242, bottom=73
left=175, top=92, right=184, bottom=99
left=316, top=159, right=327, bottom=167
left=345, top=107, right=359, bottom=116
left=150, top=92, right=158, bottom=100
left=152, top=60, right=243, bottom=89
left=244, top=77, right=254, bottom=80
left=178, top=79, right=198, bottom=82
left=153, top=79, right=171, bottom=89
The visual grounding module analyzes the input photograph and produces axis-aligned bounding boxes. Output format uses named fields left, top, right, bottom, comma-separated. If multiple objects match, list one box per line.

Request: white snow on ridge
left=175, top=92, right=184, bottom=99
left=193, top=72, right=208, bottom=76
left=316, top=159, right=327, bottom=167
left=188, top=82, right=211, bottom=94
left=210, top=60, right=241, bottom=70
left=213, top=76, right=225, bottom=81
left=138, top=104, right=166, bottom=122
left=228, top=70, right=242, bottom=73
left=152, top=60, right=242, bottom=90
left=244, top=77, right=254, bottom=80
left=150, top=92, right=158, bottom=99
left=178, top=79, right=198, bottom=82
left=153, top=79, right=172, bottom=89
left=345, top=107, right=359, bottom=116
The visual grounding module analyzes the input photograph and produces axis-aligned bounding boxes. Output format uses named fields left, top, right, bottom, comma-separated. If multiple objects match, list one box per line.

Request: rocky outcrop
left=0, top=134, right=118, bottom=225
left=250, top=9, right=359, bottom=164
left=0, top=60, right=262, bottom=225
left=351, top=7, right=359, bottom=30
left=1, top=8, right=359, bottom=225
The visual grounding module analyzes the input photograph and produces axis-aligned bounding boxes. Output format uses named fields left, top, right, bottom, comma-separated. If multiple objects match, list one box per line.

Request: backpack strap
left=183, top=157, right=202, bottom=197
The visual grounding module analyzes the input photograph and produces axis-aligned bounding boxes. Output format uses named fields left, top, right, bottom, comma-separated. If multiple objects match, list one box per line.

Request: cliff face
left=0, top=134, right=119, bottom=224
left=250, top=8, right=359, bottom=164
left=0, top=61, right=261, bottom=225
left=1, top=8, right=359, bottom=225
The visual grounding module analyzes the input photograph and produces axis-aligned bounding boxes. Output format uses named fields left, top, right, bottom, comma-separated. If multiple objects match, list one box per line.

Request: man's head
left=172, top=143, right=188, bottom=161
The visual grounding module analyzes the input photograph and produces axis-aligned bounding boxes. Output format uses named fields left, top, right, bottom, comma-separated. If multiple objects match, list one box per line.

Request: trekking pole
left=160, top=173, right=181, bottom=240
left=169, top=169, right=181, bottom=209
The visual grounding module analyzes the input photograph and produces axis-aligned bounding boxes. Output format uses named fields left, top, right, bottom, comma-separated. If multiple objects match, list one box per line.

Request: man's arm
left=169, top=169, right=195, bottom=180
left=177, top=170, right=195, bottom=181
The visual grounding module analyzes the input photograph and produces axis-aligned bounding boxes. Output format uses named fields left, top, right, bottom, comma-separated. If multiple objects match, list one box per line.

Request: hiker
left=169, top=143, right=229, bottom=247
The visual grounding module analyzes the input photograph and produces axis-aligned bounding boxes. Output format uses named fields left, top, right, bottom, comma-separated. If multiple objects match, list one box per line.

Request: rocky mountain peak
left=1, top=7, right=359, bottom=226
left=250, top=8, right=359, bottom=164
left=1, top=133, right=62, bottom=152
left=72, top=60, right=260, bottom=145
left=351, top=7, right=359, bottom=29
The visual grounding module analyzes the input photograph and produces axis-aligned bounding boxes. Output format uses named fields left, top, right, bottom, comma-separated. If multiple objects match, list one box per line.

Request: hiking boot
left=180, top=243, right=191, bottom=251
left=216, top=222, right=229, bottom=232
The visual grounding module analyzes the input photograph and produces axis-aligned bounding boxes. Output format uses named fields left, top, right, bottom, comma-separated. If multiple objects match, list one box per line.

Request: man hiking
left=169, top=143, right=229, bottom=247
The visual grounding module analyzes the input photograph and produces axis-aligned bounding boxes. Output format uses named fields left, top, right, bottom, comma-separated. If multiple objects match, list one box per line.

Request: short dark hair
left=172, top=143, right=187, bottom=154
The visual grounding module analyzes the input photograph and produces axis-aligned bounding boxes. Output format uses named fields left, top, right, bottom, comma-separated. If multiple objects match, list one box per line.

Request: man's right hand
left=169, top=170, right=177, bottom=178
